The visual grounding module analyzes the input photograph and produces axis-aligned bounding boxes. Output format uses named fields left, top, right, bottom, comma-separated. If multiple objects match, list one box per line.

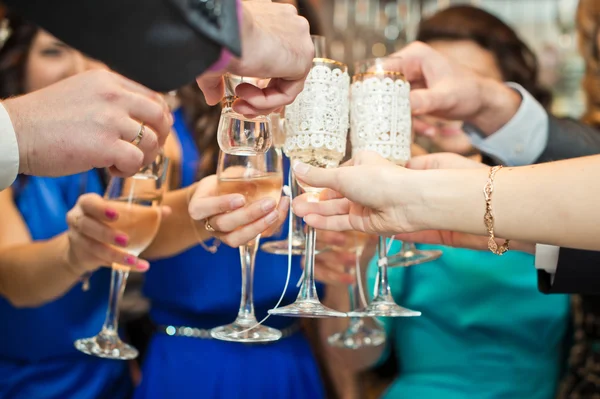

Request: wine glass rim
left=313, top=57, right=347, bottom=68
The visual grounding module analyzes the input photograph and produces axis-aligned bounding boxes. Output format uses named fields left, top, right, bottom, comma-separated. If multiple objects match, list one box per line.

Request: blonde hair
left=578, top=0, right=600, bottom=127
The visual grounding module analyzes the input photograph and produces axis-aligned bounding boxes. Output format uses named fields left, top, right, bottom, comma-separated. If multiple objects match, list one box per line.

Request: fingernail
left=135, top=260, right=150, bottom=271
left=261, top=198, right=276, bottom=212
left=424, top=128, right=436, bottom=137
left=265, top=211, right=279, bottom=225
left=125, top=255, right=137, bottom=265
left=292, top=161, right=310, bottom=176
left=105, top=209, right=118, bottom=219
left=114, top=234, right=128, bottom=247
left=230, top=196, right=246, bottom=209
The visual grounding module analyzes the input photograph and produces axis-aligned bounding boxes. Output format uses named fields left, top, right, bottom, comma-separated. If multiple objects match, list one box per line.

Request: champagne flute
left=217, top=75, right=272, bottom=155
left=75, top=154, right=168, bottom=359
left=268, top=57, right=350, bottom=318
left=348, top=56, right=420, bottom=317
left=328, top=231, right=386, bottom=349
left=210, top=147, right=284, bottom=342
left=261, top=35, right=330, bottom=257
left=387, top=242, right=442, bottom=267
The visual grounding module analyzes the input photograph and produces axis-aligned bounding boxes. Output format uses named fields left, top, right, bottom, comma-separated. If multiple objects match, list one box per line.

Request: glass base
left=74, top=331, right=138, bottom=360
left=260, top=237, right=328, bottom=255
left=347, top=296, right=421, bottom=318
left=388, top=249, right=442, bottom=267
left=210, top=321, right=282, bottom=343
left=328, top=322, right=386, bottom=349
left=268, top=299, right=347, bottom=318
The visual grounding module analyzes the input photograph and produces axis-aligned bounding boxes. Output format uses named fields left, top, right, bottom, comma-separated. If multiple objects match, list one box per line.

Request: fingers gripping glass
left=74, top=153, right=168, bottom=360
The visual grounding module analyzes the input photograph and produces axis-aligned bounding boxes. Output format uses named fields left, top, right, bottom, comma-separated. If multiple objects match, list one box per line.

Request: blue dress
left=369, top=242, right=570, bottom=399
left=0, top=173, right=132, bottom=399
left=134, top=109, right=325, bottom=398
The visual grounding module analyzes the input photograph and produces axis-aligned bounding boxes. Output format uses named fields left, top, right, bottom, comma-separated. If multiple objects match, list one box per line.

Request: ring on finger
left=204, top=219, right=217, bottom=233
left=130, top=122, right=145, bottom=147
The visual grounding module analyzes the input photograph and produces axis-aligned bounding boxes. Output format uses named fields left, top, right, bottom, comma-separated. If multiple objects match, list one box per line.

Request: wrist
left=469, top=78, right=522, bottom=136
left=411, top=168, right=489, bottom=235
left=2, top=98, right=31, bottom=175
left=58, top=234, right=92, bottom=277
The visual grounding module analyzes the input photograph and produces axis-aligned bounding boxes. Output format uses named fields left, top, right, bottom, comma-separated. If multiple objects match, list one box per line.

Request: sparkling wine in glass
left=261, top=36, right=331, bottom=257
left=74, top=154, right=168, bottom=360
left=269, top=57, right=350, bottom=318
left=217, top=75, right=272, bottom=156
left=210, top=148, right=284, bottom=342
left=328, top=231, right=386, bottom=349
left=349, top=56, right=420, bottom=317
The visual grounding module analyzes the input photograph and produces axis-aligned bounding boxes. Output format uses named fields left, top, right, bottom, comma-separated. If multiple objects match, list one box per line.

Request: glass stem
left=237, top=236, right=260, bottom=325
left=297, top=226, right=319, bottom=301
left=374, top=236, right=392, bottom=300
left=101, top=267, right=129, bottom=335
left=290, top=172, right=306, bottom=241
left=349, top=247, right=365, bottom=326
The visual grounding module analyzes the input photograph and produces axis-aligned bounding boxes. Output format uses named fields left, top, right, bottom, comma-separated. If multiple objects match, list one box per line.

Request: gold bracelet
left=483, top=166, right=510, bottom=255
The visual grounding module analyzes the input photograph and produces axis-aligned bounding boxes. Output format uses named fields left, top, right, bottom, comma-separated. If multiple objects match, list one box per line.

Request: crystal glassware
left=210, top=147, right=284, bottom=342
left=217, top=75, right=272, bottom=156
left=387, top=242, right=442, bottom=267
left=75, top=153, right=168, bottom=359
left=268, top=57, right=350, bottom=318
left=261, top=35, right=331, bottom=257
left=328, top=231, right=386, bottom=349
left=348, top=56, right=420, bottom=317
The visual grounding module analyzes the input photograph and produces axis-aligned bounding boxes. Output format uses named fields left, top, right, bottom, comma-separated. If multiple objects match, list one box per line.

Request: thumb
left=196, top=75, right=225, bottom=105
left=292, top=161, right=341, bottom=193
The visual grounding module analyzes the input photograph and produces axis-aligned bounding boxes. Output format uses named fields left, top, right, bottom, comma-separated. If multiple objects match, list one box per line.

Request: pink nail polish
left=115, top=235, right=128, bottom=247
left=136, top=260, right=150, bottom=271
left=125, top=255, right=136, bottom=265
left=105, top=209, right=118, bottom=219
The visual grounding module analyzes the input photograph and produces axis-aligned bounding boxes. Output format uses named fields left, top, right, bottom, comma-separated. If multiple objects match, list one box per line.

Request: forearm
left=143, top=185, right=212, bottom=260
left=416, top=156, right=600, bottom=250
left=0, top=234, right=83, bottom=307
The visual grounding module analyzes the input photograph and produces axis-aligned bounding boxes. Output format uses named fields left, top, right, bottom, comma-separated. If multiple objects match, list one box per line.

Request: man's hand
left=197, top=1, right=313, bottom=116
left=388, top=42, right=522, bottom=136
left=5, top=69, right=172, bottom=177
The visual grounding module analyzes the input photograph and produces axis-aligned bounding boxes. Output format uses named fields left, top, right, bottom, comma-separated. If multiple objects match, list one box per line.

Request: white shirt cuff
left=535, top=244, right=559, bottom=275
left=0, top=103, right=18, bottom=190
left=467, top=83, right=549, bottom=167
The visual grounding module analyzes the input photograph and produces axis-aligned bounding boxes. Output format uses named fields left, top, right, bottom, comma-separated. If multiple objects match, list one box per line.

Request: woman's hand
left=292, top=151, right=419, bottom=235
left=188, top=175, right=289, bottom=248
left=65, top=193, right=156, bottom=274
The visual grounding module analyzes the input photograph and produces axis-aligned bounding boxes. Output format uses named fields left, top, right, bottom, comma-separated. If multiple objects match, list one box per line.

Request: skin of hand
left=65, top=193, right=173, bottom=274
left=387, top=42, right=521, bottom=136
left=5, top=69, right=173, bottom=178
left=196, top=1, right=313, bottom=116
left=188, top=175, right=290, bottom=248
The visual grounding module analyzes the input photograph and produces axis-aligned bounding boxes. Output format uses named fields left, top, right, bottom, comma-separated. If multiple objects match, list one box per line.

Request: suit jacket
left=533, top=116, right=600, bottom=295
left=4, top=0, right=241, bottom=91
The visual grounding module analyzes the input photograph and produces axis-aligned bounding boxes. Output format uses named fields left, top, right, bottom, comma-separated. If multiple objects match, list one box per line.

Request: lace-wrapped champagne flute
left=347, top=56, right=420, bottom=318
left=268, top=57, right=350, bottom=318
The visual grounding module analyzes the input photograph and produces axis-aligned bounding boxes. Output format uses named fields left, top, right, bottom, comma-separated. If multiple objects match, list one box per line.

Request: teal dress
left=369, top=242, right=570, bottom=399
left=0, top=173, right=132, bottom=398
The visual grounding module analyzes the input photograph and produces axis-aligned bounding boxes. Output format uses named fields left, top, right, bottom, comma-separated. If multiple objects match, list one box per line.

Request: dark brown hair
left=417, top=5, right=552, bottom=108
left=0, top=13, right=37, bottom=97
left=577, top=0, right=600, bottom=127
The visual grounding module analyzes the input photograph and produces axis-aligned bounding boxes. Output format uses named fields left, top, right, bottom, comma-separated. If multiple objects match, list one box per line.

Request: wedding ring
left=130, top=122, right=145, bottom=146
left=204, top=219, right=216, bottom=233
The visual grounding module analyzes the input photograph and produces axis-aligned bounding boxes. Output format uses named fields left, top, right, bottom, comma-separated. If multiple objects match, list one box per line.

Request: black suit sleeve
left=534, top=117, right=600, bottom=294
left=536, top=116, right=600, bottom=163
left=4, top=0, right=241, bottom=91
left=538, top=249, right=600, bottom=295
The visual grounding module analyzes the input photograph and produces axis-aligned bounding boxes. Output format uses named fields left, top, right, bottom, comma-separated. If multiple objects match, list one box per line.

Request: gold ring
left=130, top=123, right=145, bottom=146
left=204, top=219, right=216, bottom=233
